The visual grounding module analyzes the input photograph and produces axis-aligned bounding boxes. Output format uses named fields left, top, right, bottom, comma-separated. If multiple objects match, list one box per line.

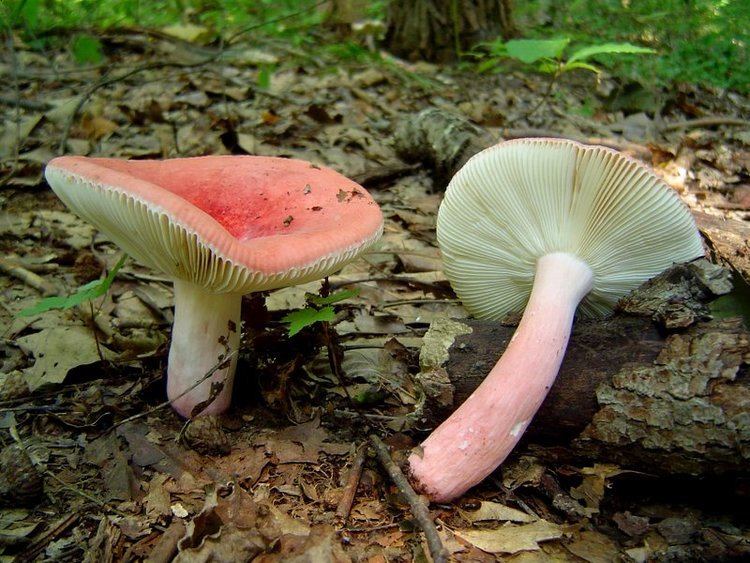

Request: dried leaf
left=463, top=501, right=536, bottom=524
left=454, top=520, right=563, bottom=555
left=570, top=464, right=626, bottom=512
left=174, top=524, right=266, bottom=562
left=212, top=446, right=269, bottom=486
left=144, top=475, right=172, bottom=518
left=262, top=417, right=350, bottom=464
left=566, top=530, right=621, bottom=563
left=161, top=23, right=211, bottom=43
left=17, top=326, right=115, bottom=390
left=256, top=526, right=349, bottom=562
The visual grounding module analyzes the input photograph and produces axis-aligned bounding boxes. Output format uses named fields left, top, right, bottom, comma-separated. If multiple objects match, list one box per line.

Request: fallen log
left=414, top=261, right=750, bottom=476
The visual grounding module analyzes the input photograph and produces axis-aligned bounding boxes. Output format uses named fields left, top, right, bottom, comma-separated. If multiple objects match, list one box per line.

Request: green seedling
left=71, top=34, right=104, bottom=65
left=474, top=37, right=653, bottom=117
left=477, top=37, right=654, bottom=75
left=18, top=254, right=127, bottom=317
left=282, top=288, right=359, bottom=336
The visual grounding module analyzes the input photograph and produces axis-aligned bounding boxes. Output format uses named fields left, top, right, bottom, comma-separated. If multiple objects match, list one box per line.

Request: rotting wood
left=414, top=261, right=750, bottom=475
left=694, top=211, right=750, bottom=282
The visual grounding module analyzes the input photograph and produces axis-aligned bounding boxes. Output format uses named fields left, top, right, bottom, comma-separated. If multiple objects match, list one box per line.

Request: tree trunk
left=385, top=0, right=516, bottom=62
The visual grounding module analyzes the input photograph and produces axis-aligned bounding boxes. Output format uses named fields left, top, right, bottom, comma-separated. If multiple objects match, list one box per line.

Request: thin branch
left=369, top=435, right=449, bottom=563
left=335, top=444, right=368, bottom=522
left=0, top=95, right=52, bottom=111
left=0, top=256, right=57, bottom=295
left=320, top=281, right=443, bottom=558
left=661, top=116, right=750, bottom=131
left=95, top=350, right=237, bottom=437
left=380, top=298, right=461, bottom=308
left=508, top=69, right=559, bottom=124
left=225, top=0, right=328, bottom=45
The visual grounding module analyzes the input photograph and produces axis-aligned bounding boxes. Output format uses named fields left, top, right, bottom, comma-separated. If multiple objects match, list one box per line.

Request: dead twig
left=334, top=409, right=406, bottom=422
left=144, top=519, right=186, bottom=563
left=225, top=0, right=328, bottom=44
left=17, top=513, right=79, bottom=561
left=319, top=279, right=446, bottom=559
left=330, top=275, right=446, bottom=292
left=0, top=95, right=53, bottom=111
left=335, top=444, right=368, bottom=522
left=45, top=470, right=114, bottom=510
left=661, top=116, right=750, bottom=131
left=345, top=522, right=400, bottom=533
left=499, top=128, right=652, bottom=159
left=369, top=435, right=449, bottom=563
left=95, top=350, right=238, bottom=437
left=380, top=298, right=461, bottom=308
left=0, top=256, right=57, bottom=295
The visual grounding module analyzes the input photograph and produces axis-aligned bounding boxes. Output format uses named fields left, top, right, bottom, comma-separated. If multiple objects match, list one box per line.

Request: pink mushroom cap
left=45, top=156, right=383, bottom=289
left=45, top=155, right=383, bottom=417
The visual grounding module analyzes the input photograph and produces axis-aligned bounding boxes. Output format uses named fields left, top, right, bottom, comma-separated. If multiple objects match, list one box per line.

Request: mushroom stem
left=408, top=252, right=594, bottom=501
left=167, top=280, right=241, bottom=418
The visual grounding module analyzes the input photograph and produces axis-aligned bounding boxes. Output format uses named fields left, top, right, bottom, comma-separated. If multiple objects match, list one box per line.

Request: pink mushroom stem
left=408, top=252, right=594, bottom=502
left=167, top=280, right=241, bottom=418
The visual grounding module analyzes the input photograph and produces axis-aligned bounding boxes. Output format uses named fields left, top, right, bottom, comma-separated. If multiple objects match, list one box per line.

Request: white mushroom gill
left=437, top=139, right=703, bottom=319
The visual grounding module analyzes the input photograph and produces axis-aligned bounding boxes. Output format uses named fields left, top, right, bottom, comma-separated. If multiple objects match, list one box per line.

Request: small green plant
left=18, top=254, right=127, bottom=317
left=71, top=34, right=104, bottom=65
left=256, top=63, right=275, bottom=89
left=474, top=37, right=654, bottom=117
left=477, top=37, right=654, bottom=76
left=282, top=288, right=359, bottom=336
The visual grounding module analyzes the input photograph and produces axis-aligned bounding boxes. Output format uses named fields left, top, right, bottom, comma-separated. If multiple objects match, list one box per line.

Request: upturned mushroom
left=408, top=138, right=704, bottom=502
left=45, top=156, right=383, bottom=418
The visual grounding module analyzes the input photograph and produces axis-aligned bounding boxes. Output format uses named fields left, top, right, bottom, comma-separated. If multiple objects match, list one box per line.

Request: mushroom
left=408, top=138, right=704, bottom=501
left=45, top=156, right=383, bottom=418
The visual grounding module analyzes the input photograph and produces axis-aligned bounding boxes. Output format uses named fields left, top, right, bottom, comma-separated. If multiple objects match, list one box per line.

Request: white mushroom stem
left=408, top=252, right=594, bottom=502
left=167, top=280, right=241, bottom=418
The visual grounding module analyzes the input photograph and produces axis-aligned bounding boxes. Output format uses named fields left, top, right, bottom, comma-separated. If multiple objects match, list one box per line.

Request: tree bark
left=385, top=0, right=516, bottom=62
left=414, top=261, right=750, bottom=476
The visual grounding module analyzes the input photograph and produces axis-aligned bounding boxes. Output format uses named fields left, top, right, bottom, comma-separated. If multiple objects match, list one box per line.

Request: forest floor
left=1, top=27, right=750, bottom=562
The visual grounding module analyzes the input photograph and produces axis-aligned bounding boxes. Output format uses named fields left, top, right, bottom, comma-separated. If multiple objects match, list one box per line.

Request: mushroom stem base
left=167, top=280, right=241, bottom=418
left=408, top=252, right=593, bottom=501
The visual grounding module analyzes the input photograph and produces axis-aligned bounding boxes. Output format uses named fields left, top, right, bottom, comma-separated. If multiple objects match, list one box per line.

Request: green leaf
left=282, top=306, right=336, bottom=337
left=567, top=42, right=655, bottom=64
left=561, top=61, right=602, bottom=74
left=257, top=65, right=273, bottom=89
left=308, top=288, right=360, bottom=306
left=505, top=38, right=570, bottom=64
left=476, top=57, right=503, bottom=73
left=536, top=59, right=560, bottom=74
left=18, top=255, right=127, bottom=317
left=19, top=0, right=41, bottom=30
left=474, top=39, right=507, bottom=57
left=71, top=35, right=104, bottom=65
